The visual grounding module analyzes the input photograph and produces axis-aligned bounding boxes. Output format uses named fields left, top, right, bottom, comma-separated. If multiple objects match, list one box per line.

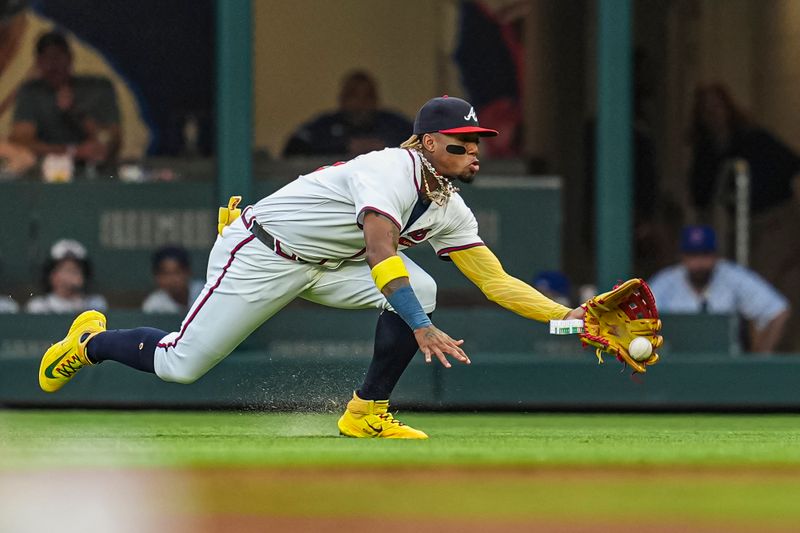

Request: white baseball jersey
left=252, top=148, right=484, bottom=266
left=153, top=147, right=483, bottom=383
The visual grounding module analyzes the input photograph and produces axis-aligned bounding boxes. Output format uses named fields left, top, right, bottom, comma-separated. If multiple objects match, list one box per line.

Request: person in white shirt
left=648, top=225, right=789, bottom=353
left=142, top=245, right=204, bottom=314
left=0, top=294, right=19, bottom=313
left=25, top=239, right=108, bottom=314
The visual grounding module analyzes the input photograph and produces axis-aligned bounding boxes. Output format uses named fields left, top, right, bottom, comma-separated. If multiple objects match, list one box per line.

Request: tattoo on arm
left=382, top=277, right=410, bottom=297
left=387, top=225, right=399, bottom=249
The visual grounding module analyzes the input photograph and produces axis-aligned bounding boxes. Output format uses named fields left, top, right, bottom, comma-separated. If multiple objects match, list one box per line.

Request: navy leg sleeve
left=357, top=311, right=422, bottom=400
left=85, top=328, right=166, bottom=374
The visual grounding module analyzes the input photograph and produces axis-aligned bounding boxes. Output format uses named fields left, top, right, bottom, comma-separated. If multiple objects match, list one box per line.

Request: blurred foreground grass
left=3, top=411, right=800, bottom=531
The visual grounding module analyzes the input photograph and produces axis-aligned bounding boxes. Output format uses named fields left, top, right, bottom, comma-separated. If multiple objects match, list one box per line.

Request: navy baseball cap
left=680, top=225, right=717, bottom=254
left=413, top=96, right=498, bottom=137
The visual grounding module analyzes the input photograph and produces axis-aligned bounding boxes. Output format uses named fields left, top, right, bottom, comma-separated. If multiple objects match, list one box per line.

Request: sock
left=357, top=310, right=423, bottom=400
left=85, top=327, right=166, bottom=374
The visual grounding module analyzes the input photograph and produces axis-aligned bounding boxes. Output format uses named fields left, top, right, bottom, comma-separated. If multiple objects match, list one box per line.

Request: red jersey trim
left=357, top=206, right=401, bottom=230
left=157, top=234, right=256, bottom=350
left=436, top=242, right=485, bottom=261
left=241, top=206, right=254, bottom=229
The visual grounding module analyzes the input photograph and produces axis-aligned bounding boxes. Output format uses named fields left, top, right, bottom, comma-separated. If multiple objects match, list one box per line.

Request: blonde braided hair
left=400, top=134, right=422, bottom=150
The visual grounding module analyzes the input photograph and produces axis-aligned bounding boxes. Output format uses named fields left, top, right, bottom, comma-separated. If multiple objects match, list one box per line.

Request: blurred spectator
left=688, top=83, right=800, bottom=220
left=142, top=245, right=203, bottom=314
left=0, top=294, right=19, bottom=313
left=532, top=270, right=571, bottom=307
left=282, top=70, right=412, bottom=158
left=688, top=83, right=800, bottom=351
left=453, top=1, right=525, bottom=158
left=31, top=1, right=211, bottom=158
left=25, top=238, right=107, bottom=314
left=0, top=3, right=148, bottom=159
left=648, top=225, right=789, bottom=354
left=9, top=30, right=121, bottom=174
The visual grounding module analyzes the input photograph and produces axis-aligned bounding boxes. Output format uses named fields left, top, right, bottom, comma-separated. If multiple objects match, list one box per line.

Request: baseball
left=628, top=337, right=653, bottom=361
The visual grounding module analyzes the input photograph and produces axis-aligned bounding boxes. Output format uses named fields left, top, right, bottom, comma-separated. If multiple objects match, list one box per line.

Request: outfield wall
left=3, top=309, right=800, bottom=411
left=0, top=177, right=560, bottom=305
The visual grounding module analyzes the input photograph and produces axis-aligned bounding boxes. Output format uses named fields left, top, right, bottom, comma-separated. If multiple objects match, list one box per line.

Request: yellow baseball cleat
left=337, top=391, right=429, bottom=439
left=39, top=310, right=106, bottom=393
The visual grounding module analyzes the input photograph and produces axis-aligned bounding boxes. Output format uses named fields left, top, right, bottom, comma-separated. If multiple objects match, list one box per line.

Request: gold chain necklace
left=416, top=149, right=459, bottom=206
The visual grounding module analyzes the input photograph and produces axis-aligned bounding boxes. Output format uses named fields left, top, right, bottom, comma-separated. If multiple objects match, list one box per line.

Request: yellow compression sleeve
left=449, top=246, right=570, bottom=322
left=371, top=255, right=410, bottom=291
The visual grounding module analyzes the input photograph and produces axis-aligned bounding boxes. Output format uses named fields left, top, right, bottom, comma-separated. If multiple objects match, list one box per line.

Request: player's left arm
left=750, top=308, right=789, bottom=353
left=449, top=245, right=583, bottom=321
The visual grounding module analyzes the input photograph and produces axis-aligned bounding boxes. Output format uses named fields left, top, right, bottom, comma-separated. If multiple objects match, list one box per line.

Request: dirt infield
left=3, top=466, right=799, bottom=533
left=186, top=516, right=770, bottom=533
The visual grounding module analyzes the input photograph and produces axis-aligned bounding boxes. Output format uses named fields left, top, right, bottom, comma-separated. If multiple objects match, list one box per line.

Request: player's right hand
left=414, top=325, right=470, bottom=368
left=563, top=306, right=586, bottom=321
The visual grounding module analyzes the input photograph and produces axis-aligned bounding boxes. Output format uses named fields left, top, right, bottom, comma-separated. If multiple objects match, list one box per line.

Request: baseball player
left=39, top=96, right=585, bottom=438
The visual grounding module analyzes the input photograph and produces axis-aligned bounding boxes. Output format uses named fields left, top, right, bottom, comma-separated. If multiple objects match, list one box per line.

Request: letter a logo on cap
left=464, top=107, right=478, bottom=122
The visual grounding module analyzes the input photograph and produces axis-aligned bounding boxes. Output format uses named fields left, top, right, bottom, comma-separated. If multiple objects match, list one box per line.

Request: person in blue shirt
left=648, top=225, right=789, bottom=353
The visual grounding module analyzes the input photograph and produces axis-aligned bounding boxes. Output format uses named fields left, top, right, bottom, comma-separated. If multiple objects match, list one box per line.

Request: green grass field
left=3, top=410, right=800, bottom=532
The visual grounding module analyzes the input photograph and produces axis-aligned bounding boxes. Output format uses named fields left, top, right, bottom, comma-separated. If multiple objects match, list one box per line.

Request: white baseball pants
left=153, top=212, right=436, bottom=384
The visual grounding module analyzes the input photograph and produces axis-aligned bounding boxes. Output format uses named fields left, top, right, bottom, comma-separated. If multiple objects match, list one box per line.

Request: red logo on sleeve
left=399, top=228, right=431, bottom=247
